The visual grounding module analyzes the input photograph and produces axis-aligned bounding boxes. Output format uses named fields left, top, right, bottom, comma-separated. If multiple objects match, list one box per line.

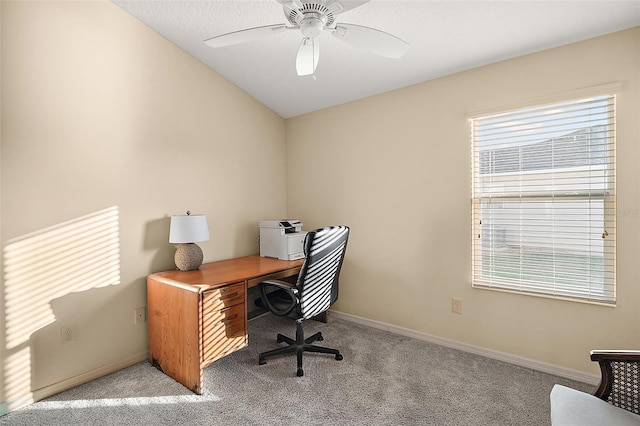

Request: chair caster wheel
left=335, top=354, right=343, bottom=361
left=276, top=334, right=285, bottom=343
left=317, top=335, right=324, bottom=341
left=297, top=368, right=304, bottom=377
left=259, top=357, right=266, bottom=365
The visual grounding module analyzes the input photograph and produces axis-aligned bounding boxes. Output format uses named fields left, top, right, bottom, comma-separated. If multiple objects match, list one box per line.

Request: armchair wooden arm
left=590, top=350, right=640, bottom=415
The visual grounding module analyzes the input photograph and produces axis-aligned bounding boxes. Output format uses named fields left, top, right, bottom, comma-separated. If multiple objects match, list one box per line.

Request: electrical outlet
left=134, top=307, right=146, bottom=324
left=61, top=325, right=77, bottom=344
left=452, top=298, right=463, bottom=314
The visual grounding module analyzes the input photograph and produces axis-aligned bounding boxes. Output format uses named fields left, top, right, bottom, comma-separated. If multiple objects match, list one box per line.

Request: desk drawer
left=202, top=282, right=245, bottom=313
left=201, top=282, right=247, bottom=365
left=202, top=303, right=246, bottom=364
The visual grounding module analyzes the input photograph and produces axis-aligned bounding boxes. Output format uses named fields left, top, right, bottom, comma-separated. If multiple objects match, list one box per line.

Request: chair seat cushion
left=551, top=384, right=640, bottom=425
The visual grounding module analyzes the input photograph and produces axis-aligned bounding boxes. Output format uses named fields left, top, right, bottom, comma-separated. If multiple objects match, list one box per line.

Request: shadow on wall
left=144, top=216, right=174, bottom=273
left=2, top=207, right=121, bottom=413
left=29, top=283, right=137, bottom=390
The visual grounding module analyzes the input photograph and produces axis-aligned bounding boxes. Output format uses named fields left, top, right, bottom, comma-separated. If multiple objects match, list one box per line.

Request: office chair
left=258, top=225, right=350, bottom=377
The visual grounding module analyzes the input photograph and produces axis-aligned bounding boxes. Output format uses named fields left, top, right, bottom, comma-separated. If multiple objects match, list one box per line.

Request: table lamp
left=169, top=211, right=210, bottom=271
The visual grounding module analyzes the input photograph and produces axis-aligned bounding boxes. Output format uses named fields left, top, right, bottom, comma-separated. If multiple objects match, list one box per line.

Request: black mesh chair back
left=296, top=225, right=349, bottom=320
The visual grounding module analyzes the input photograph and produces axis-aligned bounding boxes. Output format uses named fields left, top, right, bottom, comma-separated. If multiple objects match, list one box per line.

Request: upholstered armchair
left=551, top=350, right=640, bottom=425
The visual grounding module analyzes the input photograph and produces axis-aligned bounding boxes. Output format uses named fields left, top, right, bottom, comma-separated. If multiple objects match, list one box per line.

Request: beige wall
left=1, top=1, right=287, bottom=411
left=2, top=0, right=639, bottom=416
left=286, top=28, right=640, bottom=376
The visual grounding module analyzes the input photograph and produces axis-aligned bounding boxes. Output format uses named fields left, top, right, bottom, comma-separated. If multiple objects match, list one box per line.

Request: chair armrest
left=258, top=280, right=298, bottom=317
left=590, top=350, right=640, bottom=415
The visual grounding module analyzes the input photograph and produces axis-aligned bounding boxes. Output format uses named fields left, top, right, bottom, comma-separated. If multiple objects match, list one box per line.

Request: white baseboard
left=330, top=310, right=600, bottom=386
left=33, top=351, right=150, bottom=400
left=1, top=351, right=149, bottom=416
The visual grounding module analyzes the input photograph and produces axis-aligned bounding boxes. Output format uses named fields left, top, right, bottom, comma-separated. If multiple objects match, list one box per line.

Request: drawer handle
left=220, top=314, right=238, bottom=324
left=219, top=292, right=239, bottom=301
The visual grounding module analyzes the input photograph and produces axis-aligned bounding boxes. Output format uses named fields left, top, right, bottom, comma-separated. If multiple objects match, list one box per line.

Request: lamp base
left=174, top=243, right=204, bottom=271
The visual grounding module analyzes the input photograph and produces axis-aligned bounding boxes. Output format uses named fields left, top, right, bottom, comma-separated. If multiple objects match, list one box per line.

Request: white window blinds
left=471, top=95, right=616, bottom=303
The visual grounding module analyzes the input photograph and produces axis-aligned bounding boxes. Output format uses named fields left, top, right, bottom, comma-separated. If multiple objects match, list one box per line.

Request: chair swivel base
left=258, top=320, right=343, bottom=377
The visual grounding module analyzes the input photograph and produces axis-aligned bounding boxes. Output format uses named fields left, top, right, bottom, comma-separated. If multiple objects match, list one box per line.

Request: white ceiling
left=113, top=0, right=640, bottom=118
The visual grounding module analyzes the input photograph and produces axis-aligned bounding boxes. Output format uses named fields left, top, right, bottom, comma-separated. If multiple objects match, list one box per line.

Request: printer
left=259, top=220, right=307, bottom=261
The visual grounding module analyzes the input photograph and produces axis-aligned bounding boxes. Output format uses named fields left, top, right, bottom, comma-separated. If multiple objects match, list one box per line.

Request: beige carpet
left=0, top=313, right=594, bottom=425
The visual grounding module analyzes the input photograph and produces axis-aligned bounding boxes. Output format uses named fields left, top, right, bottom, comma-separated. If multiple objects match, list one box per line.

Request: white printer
left=259, top=220, right=307, bottom=261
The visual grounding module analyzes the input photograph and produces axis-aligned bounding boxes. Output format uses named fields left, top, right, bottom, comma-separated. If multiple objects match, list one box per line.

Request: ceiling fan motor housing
left=285, top=2, right=336, bottom=30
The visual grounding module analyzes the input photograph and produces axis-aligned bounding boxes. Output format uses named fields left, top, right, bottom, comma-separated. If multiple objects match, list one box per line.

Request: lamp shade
left=169, top=214, right=209, bottom=244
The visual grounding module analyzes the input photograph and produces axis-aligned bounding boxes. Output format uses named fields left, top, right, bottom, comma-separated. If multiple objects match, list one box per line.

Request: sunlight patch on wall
left=4, top=206, right=121, bottom=347
left=2, top=206, right=121, bottom=409
left=3, top=348, right=33, bottom=410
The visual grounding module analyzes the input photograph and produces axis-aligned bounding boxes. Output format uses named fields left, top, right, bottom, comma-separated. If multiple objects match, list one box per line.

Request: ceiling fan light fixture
left=300, top=16, right=325, bottom=37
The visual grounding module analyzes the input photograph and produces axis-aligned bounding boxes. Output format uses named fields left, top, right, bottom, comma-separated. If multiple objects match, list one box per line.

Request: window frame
left=469, top=89, right=617, bottom=305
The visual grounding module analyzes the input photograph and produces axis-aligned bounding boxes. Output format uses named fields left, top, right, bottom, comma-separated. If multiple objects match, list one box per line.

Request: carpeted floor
left=0, top=314, right=594, bottom=425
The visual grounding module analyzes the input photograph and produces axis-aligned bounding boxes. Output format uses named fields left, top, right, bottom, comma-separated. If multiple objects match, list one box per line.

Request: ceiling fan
left=204, top=0, right=409, bottom=76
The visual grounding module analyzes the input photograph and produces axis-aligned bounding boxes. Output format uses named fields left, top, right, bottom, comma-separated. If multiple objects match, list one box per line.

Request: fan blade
left=204, top=24, right=288, bottom=48
left=296, top=37, right=320, bottom=76
left=277, top=0, right=304, bottom=9
left=332, top=23, right=409, bottom=58
left=326, top=0, right=370, bottom=15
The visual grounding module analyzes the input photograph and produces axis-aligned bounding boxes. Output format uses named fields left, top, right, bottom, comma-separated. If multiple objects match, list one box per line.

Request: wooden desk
left=147, top=255, right=303, bottom=394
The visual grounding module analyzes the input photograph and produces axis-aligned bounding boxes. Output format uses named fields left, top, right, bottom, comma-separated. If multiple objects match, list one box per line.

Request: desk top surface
left=148, top=255, right=303, bottom=291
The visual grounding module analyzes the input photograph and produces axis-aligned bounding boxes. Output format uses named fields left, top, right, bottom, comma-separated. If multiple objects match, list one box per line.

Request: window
left=471, top=95, right=616, bottom=303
